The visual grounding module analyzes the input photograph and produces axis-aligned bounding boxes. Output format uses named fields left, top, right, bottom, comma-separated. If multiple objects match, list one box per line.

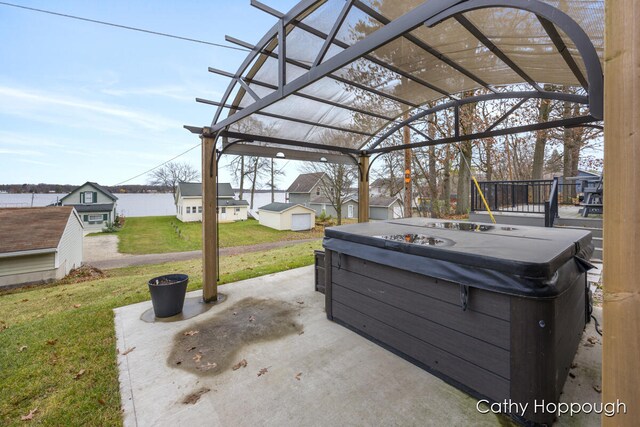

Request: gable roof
left=0, top=207, right=80, bottom=255
left=178, top=182, right=235, bottom=198
left=258, top=202, right=315, bottom=213
left=286, top=172, right=325, bottom=194
left=218, top=199, right=249, bottom=207
left=370, top=196, right=402, bottom=208
left=60, top=181, right=118, bottom=202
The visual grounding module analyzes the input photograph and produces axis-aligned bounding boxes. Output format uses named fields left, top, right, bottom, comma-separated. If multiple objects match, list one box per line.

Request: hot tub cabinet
left=323, top=219, right=593, bottom=426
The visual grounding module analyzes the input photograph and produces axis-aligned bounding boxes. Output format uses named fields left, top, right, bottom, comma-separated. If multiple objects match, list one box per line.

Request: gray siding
left=56, top=213, right=83, bottom=276
left=78, top=210, right=113, bottom=232
left=311, top=200, right=358, bottom=219
left=0, top=253, right=56, bottom=277
left=288, top=193, right=310, bottom=205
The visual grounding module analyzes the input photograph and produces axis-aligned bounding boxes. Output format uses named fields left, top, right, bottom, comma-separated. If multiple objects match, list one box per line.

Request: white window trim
left=88, top=214, right=103, bottom=222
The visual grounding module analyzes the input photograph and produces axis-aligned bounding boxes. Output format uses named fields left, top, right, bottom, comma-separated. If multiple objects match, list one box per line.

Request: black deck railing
left=471, top=178, right=573, bottom=220
left=544, top=177, right=560, bottom=227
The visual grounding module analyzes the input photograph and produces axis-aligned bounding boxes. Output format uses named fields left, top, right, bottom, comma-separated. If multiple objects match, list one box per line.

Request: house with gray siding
left=0, top=206, right=83, bottom=289
left=286, top=172, right=402, bottom=220
left=309, top=195, right=359, bottom=220
left=59, top=182, right=118, bottom=233
left=286, top=172, right=326, bottom=206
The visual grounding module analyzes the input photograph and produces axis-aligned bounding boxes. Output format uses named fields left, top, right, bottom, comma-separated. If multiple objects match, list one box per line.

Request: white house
left=258, top=202, right=316, bottom=231
left=0, top=207, right=83, bottom=289
left=176, top=182, right=249, bottom=223
left=59, top=181, right=118, bottom=233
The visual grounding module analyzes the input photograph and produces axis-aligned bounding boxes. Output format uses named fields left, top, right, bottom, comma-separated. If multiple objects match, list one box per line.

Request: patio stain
left=168, top=297, right=304, bottom=376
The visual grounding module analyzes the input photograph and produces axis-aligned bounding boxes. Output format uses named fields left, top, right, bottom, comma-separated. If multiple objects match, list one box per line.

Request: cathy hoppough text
left=476, top=399, right=628, bottom=418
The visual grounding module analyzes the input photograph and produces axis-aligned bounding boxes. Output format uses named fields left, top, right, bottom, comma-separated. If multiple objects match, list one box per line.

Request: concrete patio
left=115, top=266, right=603, bottom=427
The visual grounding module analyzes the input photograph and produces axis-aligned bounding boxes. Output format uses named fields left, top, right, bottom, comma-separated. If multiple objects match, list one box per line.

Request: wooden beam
left=602, top=1, right=640, bottom=425
left=201, top=130, right=218, bottom=303
left=358, top=155, right=369, bottom=223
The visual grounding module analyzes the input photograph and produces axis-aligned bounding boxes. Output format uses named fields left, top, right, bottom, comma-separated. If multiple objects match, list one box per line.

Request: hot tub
left=322, top=218, right=593, bottom=425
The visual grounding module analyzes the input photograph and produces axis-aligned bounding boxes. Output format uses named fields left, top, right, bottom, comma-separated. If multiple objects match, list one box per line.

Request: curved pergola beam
left=424, top=0, right=604, bottom=119
left=366, top=91, right=590, bottom=151
left=210, top=0, right=320, bottom=125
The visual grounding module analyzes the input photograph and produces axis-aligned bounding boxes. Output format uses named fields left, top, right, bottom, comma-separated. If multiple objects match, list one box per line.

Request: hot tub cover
left=323, top=218, right=593, bottom=298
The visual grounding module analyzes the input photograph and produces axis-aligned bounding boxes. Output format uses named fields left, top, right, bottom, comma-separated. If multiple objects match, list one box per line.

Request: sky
left=0, top=0, right=301, bottom=187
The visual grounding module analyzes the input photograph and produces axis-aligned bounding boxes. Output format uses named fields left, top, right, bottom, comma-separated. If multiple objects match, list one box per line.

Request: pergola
left=186, top=1, right=639, bottom=422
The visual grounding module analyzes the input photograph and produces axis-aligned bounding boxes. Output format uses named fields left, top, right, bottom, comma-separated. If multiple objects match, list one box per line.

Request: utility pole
left=403, top=113, right=412, bottom=218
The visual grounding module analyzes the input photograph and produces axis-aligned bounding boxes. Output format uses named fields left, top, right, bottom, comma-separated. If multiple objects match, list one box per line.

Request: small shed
left=0, top=206, right=84, bottom=289
left=370, top=197, right=403, bottom=220
left=258, top=203, right=316, bottom=231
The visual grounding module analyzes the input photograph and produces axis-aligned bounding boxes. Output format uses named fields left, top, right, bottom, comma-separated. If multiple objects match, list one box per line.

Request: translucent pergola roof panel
left=193, top=0, right=604, bottom=159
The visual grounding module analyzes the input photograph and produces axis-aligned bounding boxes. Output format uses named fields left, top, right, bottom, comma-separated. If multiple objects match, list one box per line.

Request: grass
left=116, top=217, right=324, bottom=254
left=0, top=240, right=321, bottom=426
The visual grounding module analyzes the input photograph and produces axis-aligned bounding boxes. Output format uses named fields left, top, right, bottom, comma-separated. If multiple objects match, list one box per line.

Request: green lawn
left=116, top=217, right=323, bottom=254
left=0, top=241, right=321, bottom=426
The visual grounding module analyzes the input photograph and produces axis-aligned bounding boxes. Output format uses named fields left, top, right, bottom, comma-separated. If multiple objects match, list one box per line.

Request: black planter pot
left=148, top=274, right=189, bottom=318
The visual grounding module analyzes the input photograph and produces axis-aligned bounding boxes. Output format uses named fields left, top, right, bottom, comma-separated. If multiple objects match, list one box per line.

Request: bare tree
left=245, top=156, right=270, bottom=209
left=302, top=162, right=356, bottom=225
left=229, top=155, right=247, bottom=200
left=147, top=161, right=199, bottom=207
left=266, top=159, right=287, bottom=203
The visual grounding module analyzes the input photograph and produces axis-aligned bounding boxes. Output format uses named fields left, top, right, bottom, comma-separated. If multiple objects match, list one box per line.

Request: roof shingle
left=0, top=207, right=77, bottom=254
left=286, top=173, right=324, bottom=193
left=178, top=182, right=235, bottom=197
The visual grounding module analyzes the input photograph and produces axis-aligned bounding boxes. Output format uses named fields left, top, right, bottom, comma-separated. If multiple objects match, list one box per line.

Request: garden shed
left=258, top=202, right=316, bottom=231
left=0, top=206, right=83, bottom=289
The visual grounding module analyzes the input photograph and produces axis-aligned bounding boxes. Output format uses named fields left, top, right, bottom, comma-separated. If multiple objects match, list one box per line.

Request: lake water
left=0, top=191, right=286, bottom=217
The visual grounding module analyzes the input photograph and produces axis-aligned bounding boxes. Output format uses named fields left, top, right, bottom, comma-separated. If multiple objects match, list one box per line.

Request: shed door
left=393, top=206, right=403, bottom=219
left=291, top=213, right=311, bottom=231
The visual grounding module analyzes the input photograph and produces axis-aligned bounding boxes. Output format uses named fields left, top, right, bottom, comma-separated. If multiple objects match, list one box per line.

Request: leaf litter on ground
left=232, top=359, right=248, bottom=371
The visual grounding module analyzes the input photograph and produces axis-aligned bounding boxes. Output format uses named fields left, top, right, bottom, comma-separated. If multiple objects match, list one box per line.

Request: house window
left=186, top=207, right=191, bottom=214
left=221, top=207, right=226, bottom=214
left=316, top=188, right=320, bottom=195
left=192, top=206, right=196, bottom=213
left=84, top=192, right=94, bottom=203
left=235, top=208, right=240, bottom=213
left=198, top=207, right=202, bottom=213
left=88, top=214, right=103, bottom=222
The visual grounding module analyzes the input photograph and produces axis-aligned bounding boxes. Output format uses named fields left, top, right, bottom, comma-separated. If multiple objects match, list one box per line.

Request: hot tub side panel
left=509, top=272, right=586, bottom=425
left=327, top=253, right=512, bottom=403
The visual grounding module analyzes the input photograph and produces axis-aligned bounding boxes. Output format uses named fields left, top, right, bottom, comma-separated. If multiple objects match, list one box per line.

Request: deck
left=115, top=266, right=603, bottom=427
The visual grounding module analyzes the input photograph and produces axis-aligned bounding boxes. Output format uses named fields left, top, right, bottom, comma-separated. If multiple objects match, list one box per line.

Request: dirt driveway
left=83, top=235, right=320, bottom=270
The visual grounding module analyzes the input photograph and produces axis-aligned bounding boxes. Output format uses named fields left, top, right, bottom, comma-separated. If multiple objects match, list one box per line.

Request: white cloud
left=0, top=85, right=184, bottom=133
left=0, top=131, right=65, bottom=148
left=101, top=85, right=194, bottom=102
left=17, top=158, right=54, bottom=166
left=0, top=148, right=45, bottom=156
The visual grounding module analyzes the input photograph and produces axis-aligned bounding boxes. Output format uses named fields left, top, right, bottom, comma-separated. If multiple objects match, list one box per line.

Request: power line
left=115, top=142, right=201, bottom=186
left=0, top=1, right=250, bottom=52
